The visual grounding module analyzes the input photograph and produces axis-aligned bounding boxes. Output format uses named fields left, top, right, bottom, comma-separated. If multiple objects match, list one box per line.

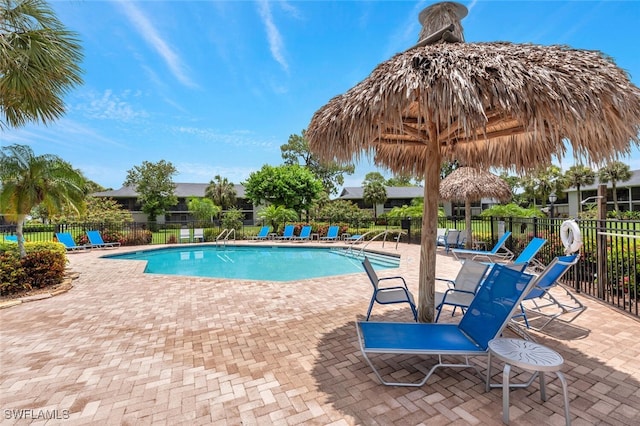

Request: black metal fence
left=3, top=216, right=638, bottom=318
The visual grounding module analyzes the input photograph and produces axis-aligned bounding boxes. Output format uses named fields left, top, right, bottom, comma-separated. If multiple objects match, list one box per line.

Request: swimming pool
left=105, top=245, right=400, bottom=281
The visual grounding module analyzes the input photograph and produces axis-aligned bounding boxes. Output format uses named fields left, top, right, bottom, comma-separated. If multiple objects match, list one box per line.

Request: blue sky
left=3, top=0, right=639, bottom=192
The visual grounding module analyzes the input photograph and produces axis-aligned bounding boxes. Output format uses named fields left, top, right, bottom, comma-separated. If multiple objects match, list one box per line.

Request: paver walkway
left=1, top=242, right=639, bottom=425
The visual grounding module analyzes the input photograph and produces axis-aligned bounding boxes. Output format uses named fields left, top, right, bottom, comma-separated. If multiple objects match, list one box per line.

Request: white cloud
left=73, top=90, right=148, bottom=122
left=117, top=1, right=197, bottom=88
left=174, top=126, right=276, bottom=149
left=257, top=0, right=289, bottom=73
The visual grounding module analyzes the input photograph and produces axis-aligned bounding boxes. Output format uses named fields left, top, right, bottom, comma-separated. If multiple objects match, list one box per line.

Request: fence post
left=596, top=184, right=608, bottom=300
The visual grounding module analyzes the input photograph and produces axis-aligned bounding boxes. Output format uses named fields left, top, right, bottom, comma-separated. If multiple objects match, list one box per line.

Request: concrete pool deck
left=1, top=241, right=639, bottom=425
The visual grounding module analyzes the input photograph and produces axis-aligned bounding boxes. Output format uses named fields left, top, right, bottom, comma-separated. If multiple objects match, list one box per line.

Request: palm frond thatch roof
left=307, top=2, right=640, bottom=323
left=439, top=167, right=511, bottom=202
left=308, top=42, right=640, bottom=174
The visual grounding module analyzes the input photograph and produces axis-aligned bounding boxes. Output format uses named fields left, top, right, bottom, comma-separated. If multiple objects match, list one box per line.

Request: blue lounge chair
left=321, top=225, right=340, bottom=242
left=451, top=231, right=513, bottom=262
left=355, top=264, right=535, bottom=387
left=292, top=225, right=312, bottom=241
left=513, top=254, right=583, bottom=331
left=251, top=226, right=271, bottom=240
left=487, top=237, right=547, bottom=272
left=363, top=257, right=417, bottom=321
left=55, top=232, right=91, bottom=251
left=86, top=230, right=121, bottom=249
left=345, top=234, right=364, bottom=244
left=3, top=235, right=22, bottom=243
left=277, top=224, right=295, bottom=240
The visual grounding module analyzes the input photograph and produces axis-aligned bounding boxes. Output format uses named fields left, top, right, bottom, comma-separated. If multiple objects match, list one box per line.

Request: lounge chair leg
left=365, top=300, right=375, bottom=321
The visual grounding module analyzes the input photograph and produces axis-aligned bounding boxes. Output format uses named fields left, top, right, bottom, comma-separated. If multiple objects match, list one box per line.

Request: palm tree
left=599, top=161, right=632, bottom=217
left=0, top=0, right=83, bottom=129
left=205, top=175, right=237, bottom=211
left=564, top=165, right=595, bottom=213
left=0, top=144, right=86, bottom=257
left=257, top=205, right=297, bottom=234
left=363, top=172, right=387, bottom=219
left=521, top=165, right=565, bottom=208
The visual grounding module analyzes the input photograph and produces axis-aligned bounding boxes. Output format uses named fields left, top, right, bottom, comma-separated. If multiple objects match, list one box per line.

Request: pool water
left=105, top=245, right=399, bottom=281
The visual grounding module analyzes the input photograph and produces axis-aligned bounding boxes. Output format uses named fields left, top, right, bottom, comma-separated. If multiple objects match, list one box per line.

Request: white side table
left=486, top=338, right=571, bottom=425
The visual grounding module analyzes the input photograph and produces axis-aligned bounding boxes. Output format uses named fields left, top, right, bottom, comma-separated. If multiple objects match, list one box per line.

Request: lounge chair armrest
left=374, top=286, right=415, bottom=303
left=378, top=276, right=409, bottom=289
left=440, top=288, right=475, bottom=302
left=435, top=277, right=455, bottom=289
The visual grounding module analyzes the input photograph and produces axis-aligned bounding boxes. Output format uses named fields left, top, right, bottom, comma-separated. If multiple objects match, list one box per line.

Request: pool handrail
left=347, top=230, right=407, bottom=256
left=216, top=229, right=236, bottom=246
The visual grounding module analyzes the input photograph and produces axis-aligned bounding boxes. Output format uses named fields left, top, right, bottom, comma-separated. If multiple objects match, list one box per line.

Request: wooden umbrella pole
left=465, top=199, right=472, bottom=248
left=418, top=121, right=441, bottom=323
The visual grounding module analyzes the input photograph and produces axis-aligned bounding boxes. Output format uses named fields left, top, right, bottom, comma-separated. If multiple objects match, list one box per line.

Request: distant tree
left=498, top=172, right=527, bottom=206
left=220, top=207, right=244, bottom=232
left=187, top=197, right=221, bottom=223
left=54, top=196, right=133, bottom=224
left=205, top=175, right=236, bottom=210
left=29, top=204, right=50, bottom=223
left=0, top=0, right=83, bottom=129
left=84, top=179, right=106, bottom=194
left=281, top=130, right=355, bottom=195
left=123, top=160, right=177, bottom=229
left=599, top=161, right=632, bottom=217
left=318, top=199, right=372, bottom=223
left=440, top=161, right=459, bottom=180
left=564, top=165, right=596, bottom=213
left=480, top=203, right=545, bottom=218
left=386, top=174, right=416, bottom=187
left=257, top=204, right=297, bottom=233
left=243, top=164, right=323, bottom=219
left=387, top=198, right=445, bottom=219
left=520, top=165, right=566, bottom=207
left=0, top=144, right=86, bottom=257
left=308, top=190, right=331, bottom=219
left=362, top=172, right=387, bottom=219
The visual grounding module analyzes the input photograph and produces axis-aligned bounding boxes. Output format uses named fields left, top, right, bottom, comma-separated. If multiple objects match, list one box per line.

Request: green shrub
left=121, top=229, right=152, bottom=246
left=0, top=242, right=67, bottom=296
left=0, top=252, right=29, bottom=295
left=481, top=203, right=545, bottom=218
left=21, top=250, right=66, bottom=289
left=204, top=229, right=217, bottom=242
left=606, top=239, right=640, bottom=298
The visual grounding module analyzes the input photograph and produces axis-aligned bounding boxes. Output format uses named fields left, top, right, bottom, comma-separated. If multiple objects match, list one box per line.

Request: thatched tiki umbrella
left=307, top=2, right=640, bottom=323
left=439, top=167, right=512, bottom=248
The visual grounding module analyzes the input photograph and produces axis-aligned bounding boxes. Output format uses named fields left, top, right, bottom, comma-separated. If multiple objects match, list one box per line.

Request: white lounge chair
left=434, top=259, right=490, bottom=322
left=362, top=257, right=417, bottom=321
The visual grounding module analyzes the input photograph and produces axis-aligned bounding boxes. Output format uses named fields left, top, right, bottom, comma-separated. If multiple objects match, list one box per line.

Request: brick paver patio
left=1, top=241, right=639, bottom=425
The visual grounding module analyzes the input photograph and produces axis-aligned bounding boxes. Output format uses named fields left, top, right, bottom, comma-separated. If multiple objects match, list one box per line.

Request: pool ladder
left=215, top=228, right=236, bottom=247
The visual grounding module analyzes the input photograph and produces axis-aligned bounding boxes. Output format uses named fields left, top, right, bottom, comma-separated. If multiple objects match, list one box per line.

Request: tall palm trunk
left=16, top=214, right=27, bottom=258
